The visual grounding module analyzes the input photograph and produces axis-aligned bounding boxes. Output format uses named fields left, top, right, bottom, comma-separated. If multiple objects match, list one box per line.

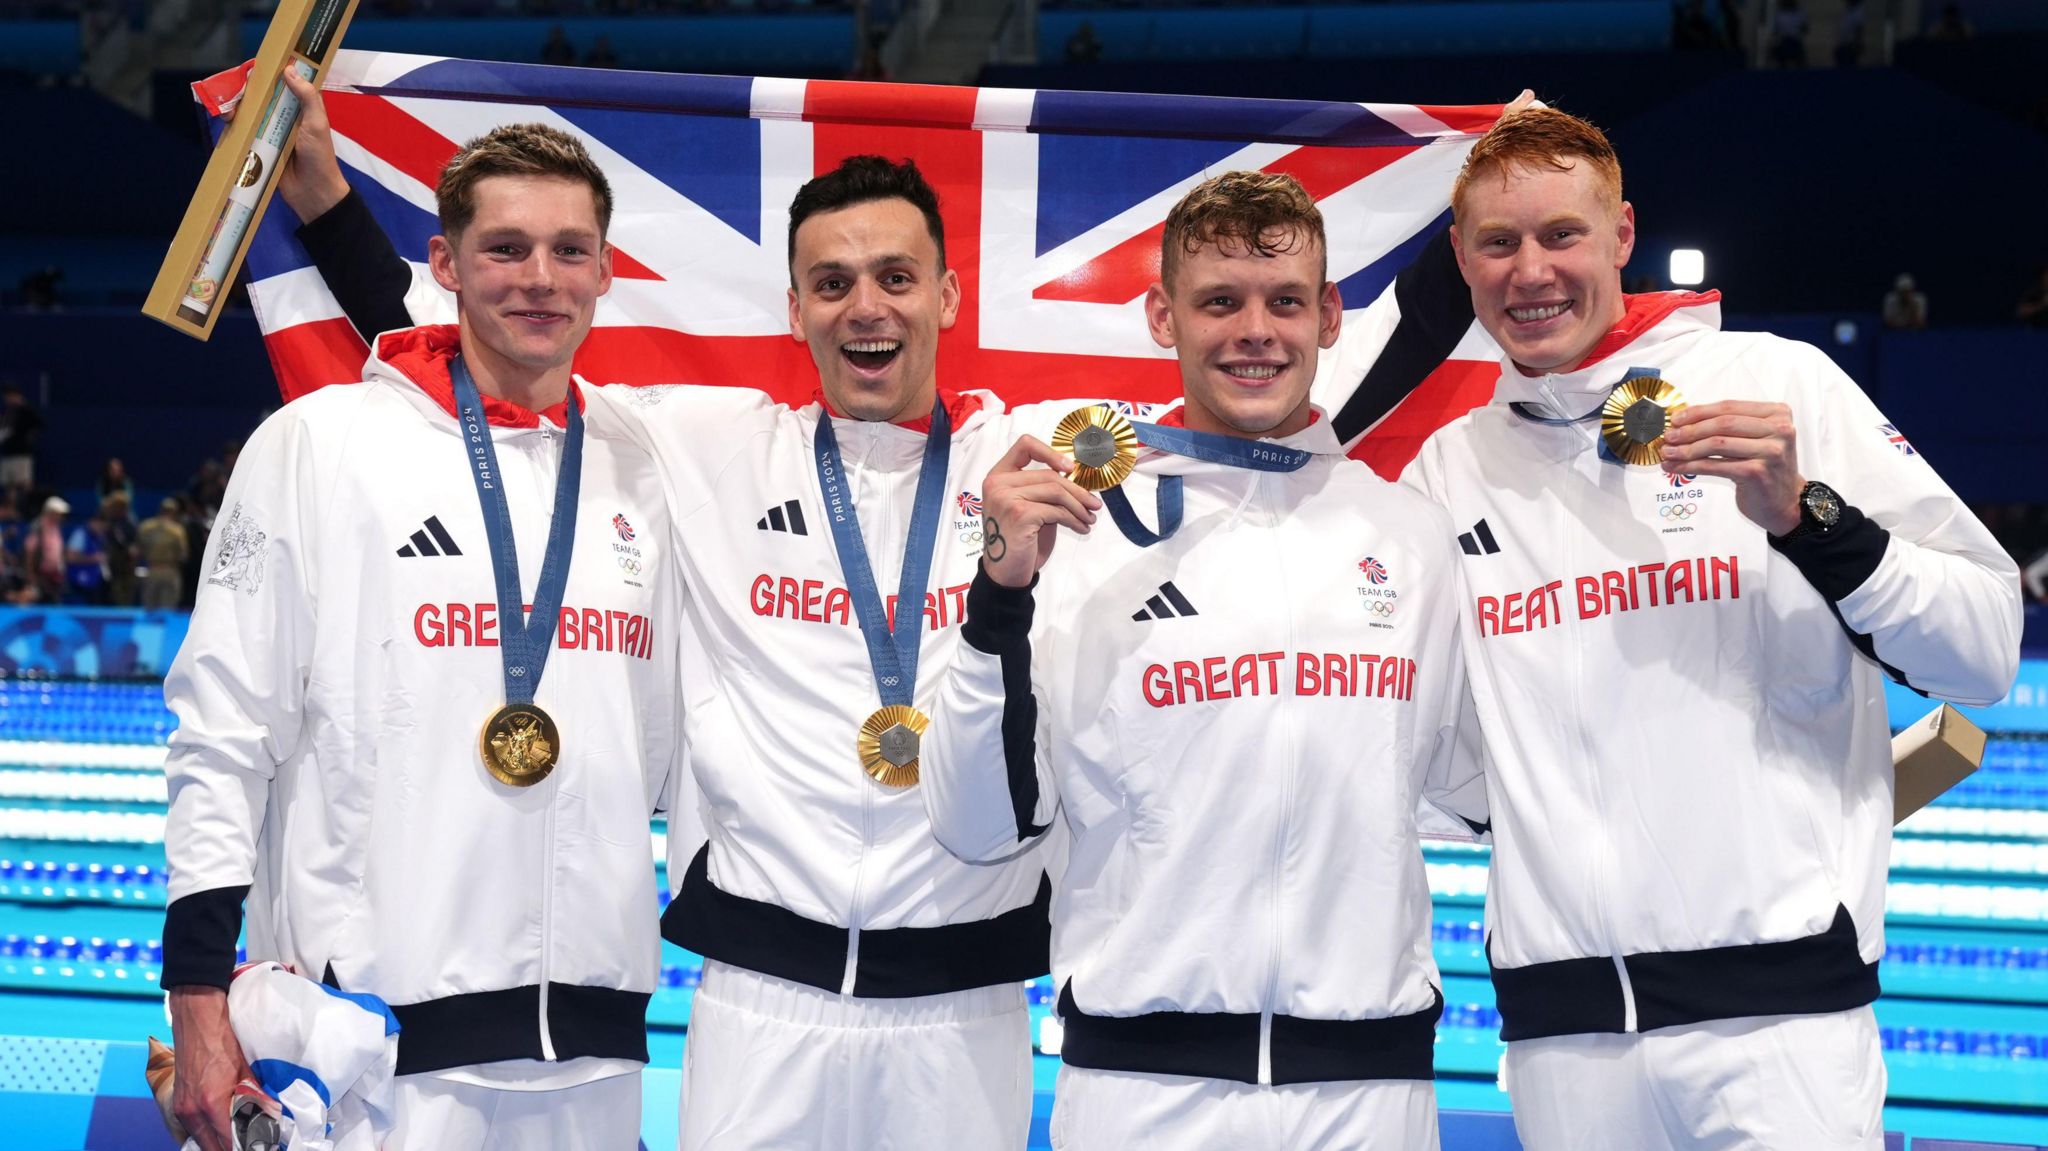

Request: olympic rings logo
left=618, top=557, right=644, bottom=574
left=1659, top=504, right=1697, bottom=520
left=1367, top=601, right=1394, bottom=617
left=959, top=529, right=984, bottom=545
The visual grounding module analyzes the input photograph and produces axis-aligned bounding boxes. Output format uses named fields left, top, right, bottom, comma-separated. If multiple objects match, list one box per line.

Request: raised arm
left=274, top=67, right=445, bottom=343
left=922, top=435, right=1094, bottom=862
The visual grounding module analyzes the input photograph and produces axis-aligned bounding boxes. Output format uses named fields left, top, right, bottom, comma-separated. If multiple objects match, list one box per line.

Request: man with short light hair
left=163, top=121, right=679, bottom=1151
left=1404, top=106, right=2021, bottom=1150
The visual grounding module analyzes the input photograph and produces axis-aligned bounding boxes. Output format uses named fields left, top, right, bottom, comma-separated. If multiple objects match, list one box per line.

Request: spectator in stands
left=0, top=385, right=41, bottom=491
left=66, top=510, right=108, bottom=604
left=1065, top=20, right=1104, bottom=64
left=2017, top=264, right=2048, bottom=328
left=188, top=458, right=228, bottom=521
left=98, top=456, right=135, bottom=512
left=22, top=495, right=68, bottom=604
left=1836, top=0, right=1868, bottom=66
left=1883, top=272, right=1929, bottom=330
left=1927, top=1, right=1973, bottom=41
left=102, top=491, right=138, bottom=607
left=1770, top=0, right=1808, bottom=66
left=584, top=34, right=619, bottom=68
left=541, top=25, right=577, bottom=65
left=138, top=497, right=189, bottom=611
left=0, top=543, right=32, bottom=604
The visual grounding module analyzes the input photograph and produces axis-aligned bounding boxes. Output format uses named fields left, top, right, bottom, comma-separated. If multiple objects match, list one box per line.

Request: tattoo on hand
left=983, top=517, right=1008, bottom=562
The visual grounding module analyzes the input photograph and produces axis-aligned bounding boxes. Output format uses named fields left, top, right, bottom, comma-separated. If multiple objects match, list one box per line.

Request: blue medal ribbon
left=1508, top=366, right=1663, bottom=464
left=1103, top=417, right=1313, bottom=548
left=813, top=397, right=951, bottom=709
left=451, top=357, right=584, bottom=707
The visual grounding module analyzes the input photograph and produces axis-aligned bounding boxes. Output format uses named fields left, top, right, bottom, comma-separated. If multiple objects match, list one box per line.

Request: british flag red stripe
left=203, top=52, right=1507, bottom=476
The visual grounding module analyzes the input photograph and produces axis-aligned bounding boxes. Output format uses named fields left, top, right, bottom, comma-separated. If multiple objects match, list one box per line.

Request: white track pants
left=385, top=1068, right=643, bottom=1150
left=678, top=959, right=1034, bottom=1151
left=1505, top=1006, right=1887, bottom=1151
left=1047, top=1064, right=1438, bottom=1151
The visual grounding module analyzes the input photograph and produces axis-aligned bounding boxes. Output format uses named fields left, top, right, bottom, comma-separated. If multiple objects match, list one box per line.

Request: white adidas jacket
left=923, top=406, right=1487, bottom=1086
left=164, top=326, right=681, bottom=1083
left=580, top=383, right=1069, bottom=997
left=1400, top=294, right=2022, bottom=1040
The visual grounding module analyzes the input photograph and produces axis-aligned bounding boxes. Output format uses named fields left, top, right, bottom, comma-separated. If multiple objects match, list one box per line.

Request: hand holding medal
left=1659, top=398, right=1806, bottom=535
left=1599, top=371, right=1688, bottom=466
left=980, top=433, right=1102, bottom=590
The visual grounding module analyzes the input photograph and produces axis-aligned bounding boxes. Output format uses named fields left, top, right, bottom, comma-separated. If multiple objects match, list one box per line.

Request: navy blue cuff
left=963, top=567, right=1036, bottom=654
left=162, top=885, right=248, bottom=990
left=1769, top=503, right=1888, bottom=603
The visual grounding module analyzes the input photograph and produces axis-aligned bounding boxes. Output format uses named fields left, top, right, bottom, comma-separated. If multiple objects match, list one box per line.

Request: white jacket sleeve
left=1765, top=342, right=2022, bottom=705
left=161, top=406, right=323, bottom=989
left=923, top=569, right=1060, bottom=865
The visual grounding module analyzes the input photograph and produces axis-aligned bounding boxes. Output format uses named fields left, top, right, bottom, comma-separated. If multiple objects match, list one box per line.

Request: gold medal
left=481, top=703, right=561, bottom=787
left=1052, top=405, right=1139, bottom=491
left=1600, top=374, right=1687, bottom=467
left=857, top=704, right=930, bottom=788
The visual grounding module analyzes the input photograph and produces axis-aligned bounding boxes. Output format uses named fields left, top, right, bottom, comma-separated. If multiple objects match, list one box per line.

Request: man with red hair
left=1403, top=106, right=2021, bottom=1149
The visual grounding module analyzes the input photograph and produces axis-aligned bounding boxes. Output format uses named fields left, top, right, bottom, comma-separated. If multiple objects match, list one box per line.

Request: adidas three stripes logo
left=1457, top=519, right=1501, bottom=556
left=396, top=516, right=463, bottom=558
left=1132, top=581, right=1199, bottom=622
left=757, top=499, right=809, bottom=536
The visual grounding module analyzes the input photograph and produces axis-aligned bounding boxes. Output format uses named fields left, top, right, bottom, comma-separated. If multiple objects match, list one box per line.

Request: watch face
left=1804, top=483, right=1843, bottom=527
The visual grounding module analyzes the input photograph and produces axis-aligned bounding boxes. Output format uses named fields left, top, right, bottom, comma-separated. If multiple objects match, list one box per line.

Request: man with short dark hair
left=1404, top=106, right=2020, bottom=1150
left=162, top=122, right=679, bottom=1151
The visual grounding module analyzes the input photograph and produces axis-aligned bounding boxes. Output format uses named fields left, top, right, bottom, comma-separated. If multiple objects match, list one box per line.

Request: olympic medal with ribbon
left=814, top=397, right=952, bottom=787
left=1061, top=406, right=1315, bottom=548
left=452, top=357, right=584, bottom=788
left=1509, top=367, right=1688, bottom=467
left=1052, top=405, right=1139, bottom=491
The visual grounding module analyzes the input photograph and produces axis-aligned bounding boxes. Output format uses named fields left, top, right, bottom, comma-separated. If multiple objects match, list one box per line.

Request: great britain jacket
left=1399, top=292, right=2022, bottom=1041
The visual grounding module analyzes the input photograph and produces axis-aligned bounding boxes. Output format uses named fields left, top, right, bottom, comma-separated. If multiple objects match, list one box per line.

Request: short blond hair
left=1161, top=170, right=1326, bottom=288
left=436, top=123, right=613, bottom=240
left=1452, top=106, right=1623, bottom=224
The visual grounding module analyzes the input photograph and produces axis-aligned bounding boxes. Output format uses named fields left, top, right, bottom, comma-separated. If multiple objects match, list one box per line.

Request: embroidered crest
left=205, top=502, right=269, bottom=595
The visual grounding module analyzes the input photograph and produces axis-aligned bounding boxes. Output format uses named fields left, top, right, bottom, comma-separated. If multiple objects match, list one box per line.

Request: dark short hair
left=786, top=156, right=947, bottom=276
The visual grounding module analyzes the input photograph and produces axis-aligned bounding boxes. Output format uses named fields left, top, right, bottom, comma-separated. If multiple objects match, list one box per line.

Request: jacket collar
left=1494, top=291, right=1723, bottom=415
left=371, top=325, right=587, bottom=428
left=811, top=386, right=989, bottom=435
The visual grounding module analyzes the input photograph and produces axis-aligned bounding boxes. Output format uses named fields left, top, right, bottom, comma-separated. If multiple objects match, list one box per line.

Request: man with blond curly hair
left=922, top=169, right=1486, bottom=1150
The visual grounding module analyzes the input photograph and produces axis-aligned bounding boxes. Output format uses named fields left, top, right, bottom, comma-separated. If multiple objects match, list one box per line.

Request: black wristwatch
left=1775, top=480, right=1844, bottom=541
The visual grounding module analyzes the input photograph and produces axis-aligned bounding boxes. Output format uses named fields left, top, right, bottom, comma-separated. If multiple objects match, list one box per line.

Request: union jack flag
left=1879, top=423, right=1916, bottom=456
left=955, top=491, right=983, bottom=518
left=612, top=513, right=635, bottom=541
left=1358, top=556, right=1388, bottom=584
left=1669, top=471, right=1698, bottom=487
left=197, top=52, right=1508, bottom=477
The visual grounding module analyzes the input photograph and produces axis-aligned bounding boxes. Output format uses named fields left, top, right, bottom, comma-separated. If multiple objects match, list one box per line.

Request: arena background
left=1, top=0, right=2046, bottom=1146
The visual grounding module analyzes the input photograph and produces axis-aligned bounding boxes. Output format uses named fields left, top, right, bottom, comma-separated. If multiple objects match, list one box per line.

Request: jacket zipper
left=839, top=421, right=882, bottom=997
left=530, top=419, right=564, bottom=1059
left=1258, top=472, right=1299, bottom=1085
left=1540, top=377, right=1637, bottom=1032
